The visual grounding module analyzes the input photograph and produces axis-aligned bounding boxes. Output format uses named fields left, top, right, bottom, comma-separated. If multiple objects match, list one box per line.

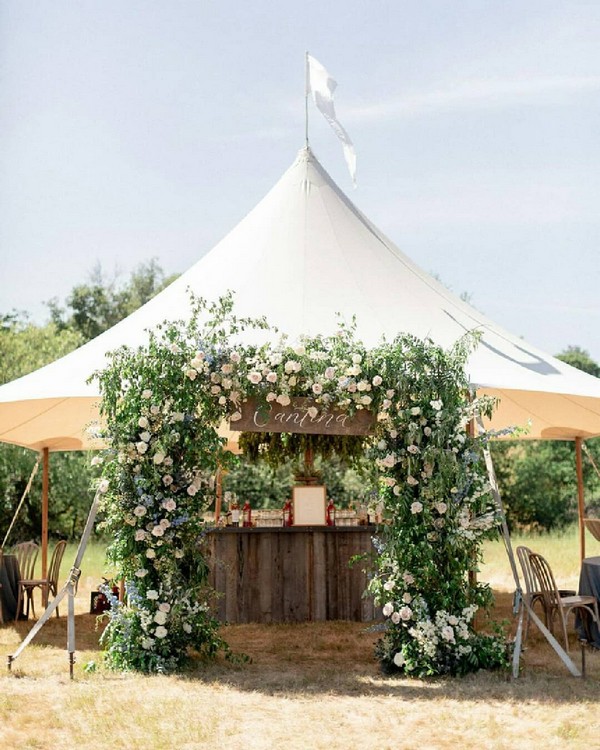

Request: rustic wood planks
left=206, top=527, right=377, bottom=623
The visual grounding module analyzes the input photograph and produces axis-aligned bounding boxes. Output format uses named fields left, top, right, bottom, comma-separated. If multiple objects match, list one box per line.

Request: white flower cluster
left=405, top=606, right=478, bottom=660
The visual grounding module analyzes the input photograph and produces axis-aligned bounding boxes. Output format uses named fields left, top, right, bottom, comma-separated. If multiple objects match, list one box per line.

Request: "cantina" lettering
left=230, top=397, right=374, bottom=436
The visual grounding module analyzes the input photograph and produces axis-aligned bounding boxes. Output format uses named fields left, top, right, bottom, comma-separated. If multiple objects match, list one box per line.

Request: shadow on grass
left=0, top=612, right=107, bottom=653
left=2, top=590, right=599, bottom=702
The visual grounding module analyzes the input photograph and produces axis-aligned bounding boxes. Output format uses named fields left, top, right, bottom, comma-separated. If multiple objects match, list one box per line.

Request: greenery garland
left=238, top=431, right=368, bottom=469
left=95, top=292, right=509, bottom=675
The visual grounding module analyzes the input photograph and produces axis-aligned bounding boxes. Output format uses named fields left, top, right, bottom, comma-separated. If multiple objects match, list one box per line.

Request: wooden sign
left=230, top=397, right=375, bottom=436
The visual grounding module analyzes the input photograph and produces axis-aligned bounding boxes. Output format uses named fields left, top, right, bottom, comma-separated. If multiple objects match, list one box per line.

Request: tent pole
left=575, top=437, right=586, bottom=563
left=215, top=466, right=222, bottom=523
left=41, top=447, right=49, bottom=580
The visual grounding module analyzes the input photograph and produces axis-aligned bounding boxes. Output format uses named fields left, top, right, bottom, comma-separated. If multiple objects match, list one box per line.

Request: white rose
left=266, top=372, right=278, bottom=383
left=139, top=431, right=151, bottom=443
left=352, top=354, right=362, bottom=364
left=174, top=549, right=184, bottom=559
left=158, top=602, right=171, bottom=613
left=407, top=476, right=419, bottom=486
left=324, top=366, right=335, bottom=379
left=248, top=371, right=262, bottom=384
left=98, top=479, right=110, bottom=494
left=134, top=530, right=147, bottom=541
left=136, top=441, right=148, bottom=454
left=146, top=549, right=156, bottom=559
left=372, top=375, right=383, bottom=386
left=230, top=351, right=241, bottom=364
left=153, top=451, right=165, bottom=465
left=151, top=525, right=164, bottom=537
left=361, top=395, right=372, bottom=405
left=393, top=652, right=405, bottom=667
left=154, top=626, right=168, bottom=639
left=146, top=590, right=159, bottom=600
left=162, top=475, right=173, bottom=486
left=133, top=505, right=147, bottom=517
left=185, top=369, right=198, bottom=381
left=276, top=394, right=291, bottom=406
left=312, top=383, right=322, bottom=395
left=307, top=406, right=318, bottom=419
left=135, top=568, right=148, bottom=578
left=182, top=622, right=192, bottom=634
left=154, top=610, right=168, bottom=625
left=141, top=389, right=152, bottom=399
left=410, top=501, right=423, bottom=514
left=399, top=606, right=413, bottom=621
left=382, top=602, right=394, bottom=617
left=230, top=411, right=242, bottom=422
left=410, top=407, right=421, bottom=416
left=391, top=611, right=401, bottom=624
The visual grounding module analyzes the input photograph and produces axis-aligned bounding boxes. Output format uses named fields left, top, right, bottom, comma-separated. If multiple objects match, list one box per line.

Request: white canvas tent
left=5, top=146, right=596, bottom=676
left=2, top=146, right=600, bottom=454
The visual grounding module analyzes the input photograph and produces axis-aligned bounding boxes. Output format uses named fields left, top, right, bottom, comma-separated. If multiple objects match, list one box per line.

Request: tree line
left=0, top=261, right=599, bottom=542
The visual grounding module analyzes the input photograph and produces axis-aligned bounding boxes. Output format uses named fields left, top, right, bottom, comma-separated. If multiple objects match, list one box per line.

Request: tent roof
left=2, top=147, right=600, bottom=451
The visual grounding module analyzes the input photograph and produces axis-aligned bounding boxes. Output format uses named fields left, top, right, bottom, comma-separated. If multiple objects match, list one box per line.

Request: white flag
left=306, top=54, right=357, bottom=186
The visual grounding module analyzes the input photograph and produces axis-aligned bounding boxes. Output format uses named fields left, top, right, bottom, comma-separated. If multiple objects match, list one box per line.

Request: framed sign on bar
left=292, top=486, right=327, bottom=526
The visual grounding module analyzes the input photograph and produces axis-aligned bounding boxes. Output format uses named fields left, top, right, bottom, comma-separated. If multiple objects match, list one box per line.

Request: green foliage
left=367, top=335, right=509, bottom=676
left=238, top=431, right=367, bottom=471
left=491, top=441, right=578, bottom=531
left=96, top=293, right=508, bottom=676
left=48, top=259, right=177, bottom=342
left=222, top=457, right=293, bottom=508
left=556, top=346, right=600, bottom=378
left=0, top=261, right=177, bottom=544
left=491, top=348, right=600, bottom=532
left=0, top=313, right=83, bottom=384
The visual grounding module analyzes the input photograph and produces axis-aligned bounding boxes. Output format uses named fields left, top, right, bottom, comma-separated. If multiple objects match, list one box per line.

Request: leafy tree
left=556, top=345, right=600, bottom=378
left=48, top=259, right=178, bottom=342
left=0, top=260, right=178, bottom=542
left=493, top=348, right=600, bottom=531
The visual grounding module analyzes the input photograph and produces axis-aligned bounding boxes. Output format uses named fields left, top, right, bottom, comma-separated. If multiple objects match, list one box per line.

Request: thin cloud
left=347, top=75, right=600, bottom=122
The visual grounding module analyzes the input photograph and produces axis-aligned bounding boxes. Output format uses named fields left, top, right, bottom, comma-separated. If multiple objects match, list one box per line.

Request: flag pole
left=305, top=51, right=310, bottom=147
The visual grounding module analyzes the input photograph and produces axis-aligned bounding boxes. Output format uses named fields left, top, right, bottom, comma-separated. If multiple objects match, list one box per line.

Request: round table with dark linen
left=576, top=555, right=600, bottom=647
left=0, top=554, right=21, bottom=622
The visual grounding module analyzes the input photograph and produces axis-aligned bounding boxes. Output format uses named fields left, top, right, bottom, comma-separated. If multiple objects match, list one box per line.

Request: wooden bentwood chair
left=19, top=540, right=67, bottom=619
left=12, top=541, right=39, bottom=620
left=529, top=551, right=600, bottom=653
left=516, top=545, right=547, bottom=642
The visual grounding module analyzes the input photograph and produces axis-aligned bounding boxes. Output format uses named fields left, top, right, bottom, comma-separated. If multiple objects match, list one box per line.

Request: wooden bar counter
left=206, top=526, right=377, bottom=624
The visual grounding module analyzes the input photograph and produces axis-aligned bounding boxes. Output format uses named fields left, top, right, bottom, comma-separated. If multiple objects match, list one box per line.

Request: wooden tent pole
left=215, top=466, right=222, bottom=523
left=41, top=447, right=49, bottom=580
left=575, top=437, right=586, bottom=563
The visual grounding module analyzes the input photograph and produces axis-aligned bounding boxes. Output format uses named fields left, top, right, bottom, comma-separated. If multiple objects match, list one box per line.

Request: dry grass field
left=1, top=529, right=599, bottom=750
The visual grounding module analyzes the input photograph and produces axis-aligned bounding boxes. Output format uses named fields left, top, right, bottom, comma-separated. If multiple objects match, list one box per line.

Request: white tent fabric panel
left=1, top=147, right=600, bottom=451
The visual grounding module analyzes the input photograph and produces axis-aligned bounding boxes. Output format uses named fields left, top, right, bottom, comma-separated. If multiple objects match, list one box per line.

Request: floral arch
left=95, top=294, right=509, bottom=676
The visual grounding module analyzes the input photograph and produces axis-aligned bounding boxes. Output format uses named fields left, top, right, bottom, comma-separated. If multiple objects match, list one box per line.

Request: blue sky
left=1, top=1, right=599, bottom=361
